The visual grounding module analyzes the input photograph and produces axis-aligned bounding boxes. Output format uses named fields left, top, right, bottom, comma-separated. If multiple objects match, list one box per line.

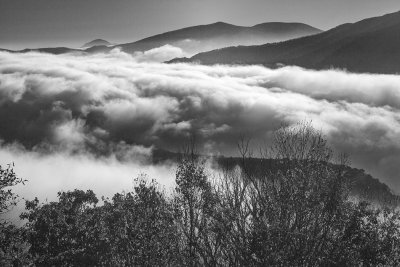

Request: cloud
left=0, top=144, right=175, bottom=223
left=132, top=44, right=187, bottom=62
left=1, top=50, right=400, bottom=194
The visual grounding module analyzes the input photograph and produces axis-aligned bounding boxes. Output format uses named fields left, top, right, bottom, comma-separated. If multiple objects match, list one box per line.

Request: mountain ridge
left=151, top=149, right=400, bottom=207
left=82, top=39, right=112, bottom=48
left=115, top=21, right=321, bottom=54
left=1, top=22, right=321, bottom=56
left=170, top=11, right=400, bottom=74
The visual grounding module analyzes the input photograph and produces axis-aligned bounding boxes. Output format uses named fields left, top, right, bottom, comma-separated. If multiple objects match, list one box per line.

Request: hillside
left=215, top=156, right=400, bottom=207
left=82, top=39, right=112, bottom=48
left=1, top=22, right=321, bottom=55
left=18, top=47, right=82, bottom=54
left=115, top=22, right=321, bottom=55
left=152, top=149, right=400, bottom=207
left=172, top=11, right=400, bottom=74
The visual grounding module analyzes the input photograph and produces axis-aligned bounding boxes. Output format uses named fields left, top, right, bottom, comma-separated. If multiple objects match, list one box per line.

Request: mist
left=1, top=47, right=400, bottom=200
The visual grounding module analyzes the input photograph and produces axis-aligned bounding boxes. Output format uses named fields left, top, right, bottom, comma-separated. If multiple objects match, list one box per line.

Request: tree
left=21, top=190, right=99, bottom=266
left=3, top=122, right=400, bottom=266
left=0, top=163, right=24, bottom=215
left=93, top=177, right=180, bottom=266
left=174, top=139, right=223, bottom=266
left=0, top=163, right=29, bottom=267
left=21, top=178, right=181, bottom=266
left=213, top=122, right=400, bottom=266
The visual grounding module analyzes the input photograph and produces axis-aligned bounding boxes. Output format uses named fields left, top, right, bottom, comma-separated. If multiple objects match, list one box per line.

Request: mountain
left=152, top=149, right=400, bottom=207
left=0, top=40, right=112, bottom=54
left=114, top=22, right=321, bottom=55
left=5, top=47, right=82, bottom=55
left=215, top=156, right=400, bottom=207
left=2, top=22, right=320, bottom=56
left=172, top=11, right=400, bottom=74
left=82, top=39, right=112, bottom=48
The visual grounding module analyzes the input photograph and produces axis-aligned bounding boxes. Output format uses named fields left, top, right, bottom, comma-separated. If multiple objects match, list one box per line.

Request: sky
left=1, top=0, right=400, bottom=49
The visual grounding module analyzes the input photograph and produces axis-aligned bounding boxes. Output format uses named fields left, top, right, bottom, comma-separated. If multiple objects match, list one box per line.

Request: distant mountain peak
left=8, top=21, right=321, bottom=56
left=116, top=21, right=321, bottom=54
left=252, top=22, right=318, bottom=28
left=212, top=21, right=231, bottom=25
left=173, top=10, right=400, bottom=74
left=82, top=39, right=112, bottom=48
left=202, top=21, right=238, bottom=29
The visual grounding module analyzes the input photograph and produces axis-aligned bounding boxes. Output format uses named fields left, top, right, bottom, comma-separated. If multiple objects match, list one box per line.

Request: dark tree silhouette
left=2, top=123, right=400, bottom=266
left=0, top=164, right=29, bottom=266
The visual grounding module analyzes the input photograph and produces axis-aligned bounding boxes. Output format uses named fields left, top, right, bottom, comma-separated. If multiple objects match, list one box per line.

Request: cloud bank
left=132, top=44, right=187, bottom=62
left=0, top=144, right=176, bottom=223
left=1, top=49, right=400, bottom=194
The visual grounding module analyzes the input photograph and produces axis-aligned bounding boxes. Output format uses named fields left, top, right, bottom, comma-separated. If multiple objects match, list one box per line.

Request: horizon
left=1, top=0, right=400, bottom=50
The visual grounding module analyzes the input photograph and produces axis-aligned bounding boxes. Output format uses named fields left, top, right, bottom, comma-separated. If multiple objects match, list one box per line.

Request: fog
left=1, top=47, right=400, bottom=205
left=0, top=143, right=176, bottom=222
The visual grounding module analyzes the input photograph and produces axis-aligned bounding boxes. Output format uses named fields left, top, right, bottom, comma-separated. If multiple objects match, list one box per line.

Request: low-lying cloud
left=132, top=44, right=187, bottom=62
left=1, top=49, right=400, bottom=195
left=0, top=143, right=176, bottom=223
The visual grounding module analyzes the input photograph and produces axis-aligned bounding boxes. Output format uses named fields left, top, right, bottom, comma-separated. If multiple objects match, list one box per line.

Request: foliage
left=2, top=123, right=400, bottom=266
left=20, top=177, right=180, bottom=266
left=0, top=163, right=24, bottom=214
left=0, top=163, right=30, bottom=266
left=175, top=156, right=222, bottom=266
left=92, top=177, right=180, bottom=266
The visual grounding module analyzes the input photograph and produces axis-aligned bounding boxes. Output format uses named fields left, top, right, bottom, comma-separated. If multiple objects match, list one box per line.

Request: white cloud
left=1, top=50, right=400, bottom=194
left=0, top=144, right=175, bottom=222
left=132, top=44, right=187, bottom=62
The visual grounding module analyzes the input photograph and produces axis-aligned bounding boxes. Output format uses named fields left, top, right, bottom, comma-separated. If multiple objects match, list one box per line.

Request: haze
left=1, top=0, right=400, bottom=49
